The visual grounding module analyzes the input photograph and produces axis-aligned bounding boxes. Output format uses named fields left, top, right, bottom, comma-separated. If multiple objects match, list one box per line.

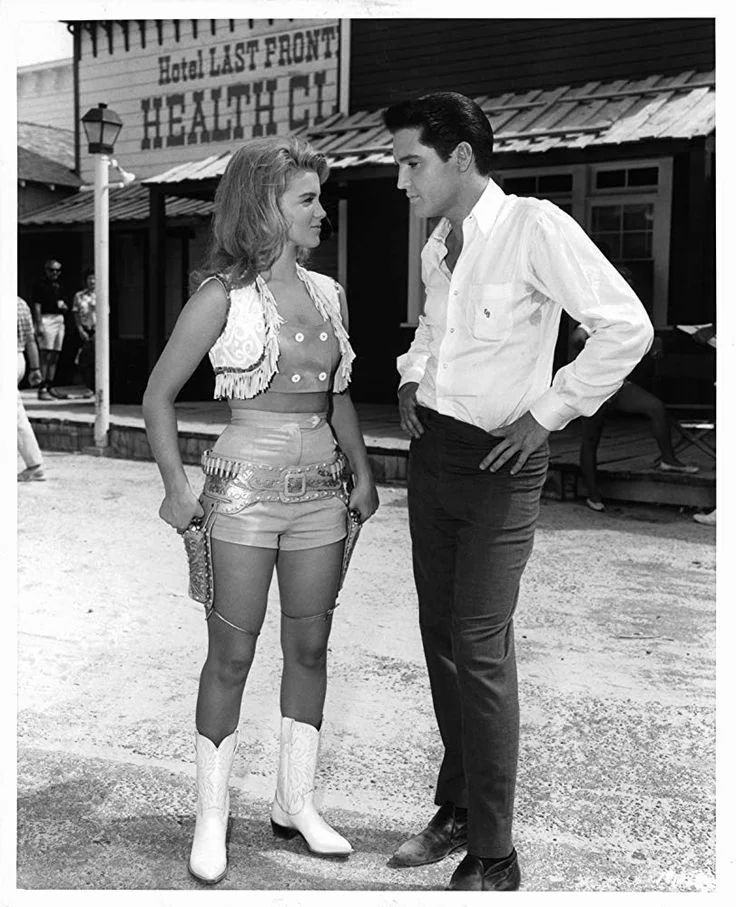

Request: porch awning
left=19, top=67, right=715, bottom=227
left=143, top=68, right=715, bottom=185
left=18, top=147, right=82, bottom=189
left=18, top=182, right=214, bottom=226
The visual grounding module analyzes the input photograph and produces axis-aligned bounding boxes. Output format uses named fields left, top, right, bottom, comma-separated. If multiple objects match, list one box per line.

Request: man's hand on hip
left=480, top=411, right=549, bottom=475
left=398, top=382, right=424, bottom=439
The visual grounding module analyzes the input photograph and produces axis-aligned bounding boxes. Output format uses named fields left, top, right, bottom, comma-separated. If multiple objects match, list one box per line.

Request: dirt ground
left=12, top=450, right=716, bottom=897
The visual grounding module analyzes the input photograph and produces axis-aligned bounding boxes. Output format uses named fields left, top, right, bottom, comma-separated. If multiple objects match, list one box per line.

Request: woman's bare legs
left=276, top=540, right=345, bottom=727
left=195, top=539, right=277, bottom=746
left=270, top=539, right=352, bottom=855
left=613, top=381, right=683, bottom=465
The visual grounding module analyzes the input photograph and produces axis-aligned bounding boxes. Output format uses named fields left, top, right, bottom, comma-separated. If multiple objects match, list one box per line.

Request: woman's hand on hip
left=158, top=486, right=204, bottom=532
left=349, top=478, right=380, bottom=524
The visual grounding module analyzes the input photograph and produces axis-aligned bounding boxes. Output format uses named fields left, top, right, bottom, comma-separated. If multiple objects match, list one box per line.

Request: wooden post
left=147, top=185, right=166, bottom=373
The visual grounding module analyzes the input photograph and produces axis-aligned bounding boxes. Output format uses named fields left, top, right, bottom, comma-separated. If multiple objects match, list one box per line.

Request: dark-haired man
left=384, top=92, right=653, bottom=891
left=31, top=258, right=68, bottom=399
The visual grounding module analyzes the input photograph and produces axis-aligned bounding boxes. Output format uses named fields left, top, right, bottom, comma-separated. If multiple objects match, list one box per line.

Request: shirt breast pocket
left=469, top=283, right=514, bottom=341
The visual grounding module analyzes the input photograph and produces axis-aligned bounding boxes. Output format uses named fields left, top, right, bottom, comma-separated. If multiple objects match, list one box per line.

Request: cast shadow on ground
left=536, top=498, right=711, bottom=540
left=17, top=780, right=448, bottom=890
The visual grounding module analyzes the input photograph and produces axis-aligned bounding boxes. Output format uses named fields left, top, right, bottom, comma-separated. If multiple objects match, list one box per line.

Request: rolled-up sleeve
left=527, top=204, right=654, bottom=431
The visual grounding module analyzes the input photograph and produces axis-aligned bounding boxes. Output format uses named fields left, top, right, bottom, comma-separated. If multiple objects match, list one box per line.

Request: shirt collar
left=430, top=177, right=506, bottom=245
left=466, top=177, right=506, bottom=235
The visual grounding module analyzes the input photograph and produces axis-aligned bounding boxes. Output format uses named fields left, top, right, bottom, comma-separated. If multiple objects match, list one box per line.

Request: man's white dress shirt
left=397, top=178, right=654, bottom=433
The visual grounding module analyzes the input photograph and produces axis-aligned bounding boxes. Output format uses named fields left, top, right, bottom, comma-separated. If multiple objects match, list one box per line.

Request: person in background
left=689, top=326, right=716, bottom=526
left=72, top=269, right=96, bottom=395
left=17, top=296, right=46, bottom=481
left=30, top=258, right=68, bottom=400
left=572, top=263, right=698, bottom=513
left=143, top=136, right=378, bottom=884
left=384, top=91, right=653, bottom=892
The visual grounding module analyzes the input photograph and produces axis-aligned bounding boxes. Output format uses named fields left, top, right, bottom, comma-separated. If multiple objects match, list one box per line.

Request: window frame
left=587, top=158, right=673, bottom=329
left=498, top=163, right=586, bottom=222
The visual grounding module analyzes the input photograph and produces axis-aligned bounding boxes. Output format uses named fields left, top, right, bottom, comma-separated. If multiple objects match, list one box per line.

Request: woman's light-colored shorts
left=39, top=314, right=65, bottom=351
left=203, top=410, right=348, bottom=551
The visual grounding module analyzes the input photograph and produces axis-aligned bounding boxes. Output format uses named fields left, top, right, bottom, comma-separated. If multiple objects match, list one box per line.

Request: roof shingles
left=18, top=183, right=213, bottom=226
left=142, top=69, right=714, bottom=185
left=17, top=121, right=75, bottom=169
left=17, top=146, right=82, bottom=188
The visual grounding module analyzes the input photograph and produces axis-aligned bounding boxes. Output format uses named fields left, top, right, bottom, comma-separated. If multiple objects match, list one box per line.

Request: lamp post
left=81, top=102, right=123, bottom=449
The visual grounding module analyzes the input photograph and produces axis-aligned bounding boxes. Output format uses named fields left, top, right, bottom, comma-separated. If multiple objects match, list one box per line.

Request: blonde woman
left=143, top=136, right=379, bottom=883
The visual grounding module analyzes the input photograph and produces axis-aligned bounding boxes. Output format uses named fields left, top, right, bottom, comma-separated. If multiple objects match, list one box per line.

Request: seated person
left=571, top=323, right=698, bottom=512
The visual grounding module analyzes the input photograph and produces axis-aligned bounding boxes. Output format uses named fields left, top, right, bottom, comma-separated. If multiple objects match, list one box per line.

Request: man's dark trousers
left=408, top=407, right=548, bottom=857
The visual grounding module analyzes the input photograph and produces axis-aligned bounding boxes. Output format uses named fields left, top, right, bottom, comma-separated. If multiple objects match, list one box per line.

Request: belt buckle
left=283, top=471, right=307, bottom=497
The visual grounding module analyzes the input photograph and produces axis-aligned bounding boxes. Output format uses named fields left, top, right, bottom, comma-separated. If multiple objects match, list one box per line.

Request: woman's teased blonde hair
left=194, top=136, right=329, bottom=289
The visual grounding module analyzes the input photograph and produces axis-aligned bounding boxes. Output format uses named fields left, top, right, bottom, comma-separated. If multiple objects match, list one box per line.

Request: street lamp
left=81, top=102, right=123, bottom=449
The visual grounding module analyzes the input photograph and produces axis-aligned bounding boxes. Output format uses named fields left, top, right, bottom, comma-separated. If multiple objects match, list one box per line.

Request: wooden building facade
left=18, top=18, right=715, bottom=407
left=18, top=17, right=344, bottom=399
left=340, top=18, right=715, bottom=407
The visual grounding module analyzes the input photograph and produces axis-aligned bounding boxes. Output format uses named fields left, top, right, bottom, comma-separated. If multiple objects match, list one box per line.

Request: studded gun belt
left=200, top=448, right=349, bottom=513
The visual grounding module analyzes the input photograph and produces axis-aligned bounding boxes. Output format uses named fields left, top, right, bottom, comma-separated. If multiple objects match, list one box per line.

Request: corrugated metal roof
left=144, top=151, right=233, bottom=184
left=318, top=69, right=716, bottom=165
left=19, top=68, right=715, bottom=227
left=18, top=147, right=83, bottom=188
left=143, top=69, right=715, bottom=184
left=18, top=183, right=214, bottom=226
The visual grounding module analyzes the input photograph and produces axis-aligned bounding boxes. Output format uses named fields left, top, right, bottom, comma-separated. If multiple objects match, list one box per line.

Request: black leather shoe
left=447, top=849, right=521, bottom=891
left=388, top=803, right=468, bottom=867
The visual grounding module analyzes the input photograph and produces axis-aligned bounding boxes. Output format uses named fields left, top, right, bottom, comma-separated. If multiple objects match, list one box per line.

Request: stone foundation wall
left=29, top=417, right=714, bottom=508
left=30, top=418, right=210, bottom=466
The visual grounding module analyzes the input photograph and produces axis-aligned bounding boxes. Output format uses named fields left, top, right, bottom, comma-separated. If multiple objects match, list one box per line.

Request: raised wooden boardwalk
left=23, top=393, right=715, bottom=509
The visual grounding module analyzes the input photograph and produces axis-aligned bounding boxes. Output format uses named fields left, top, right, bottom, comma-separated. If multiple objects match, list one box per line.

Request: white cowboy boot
left=270, top=717, right=352, bottom=856
left=188, top=729, right=238, bottom=883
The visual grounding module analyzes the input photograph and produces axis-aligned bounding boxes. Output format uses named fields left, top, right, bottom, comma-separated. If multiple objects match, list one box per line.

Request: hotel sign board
left=78, top=19, right=341, bottom=180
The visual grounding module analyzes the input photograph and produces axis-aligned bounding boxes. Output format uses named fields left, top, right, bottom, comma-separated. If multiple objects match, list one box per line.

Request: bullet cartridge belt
left=200, top=449, right=349, bottom=512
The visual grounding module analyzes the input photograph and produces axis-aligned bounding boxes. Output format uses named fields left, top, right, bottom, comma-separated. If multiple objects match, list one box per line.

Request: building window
left=504, top=172, right=574, bottom=196
left=499, top=165, right=580, bottom=218
left=595, top=165, right=659, bottom=191
left=588, top=159, right=672, bottom=327
left=589, top=200, right=655, bottom=309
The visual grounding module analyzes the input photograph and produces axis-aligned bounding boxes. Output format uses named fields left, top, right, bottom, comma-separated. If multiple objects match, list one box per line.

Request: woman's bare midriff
left=229, top=390, right=331, bottom=414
